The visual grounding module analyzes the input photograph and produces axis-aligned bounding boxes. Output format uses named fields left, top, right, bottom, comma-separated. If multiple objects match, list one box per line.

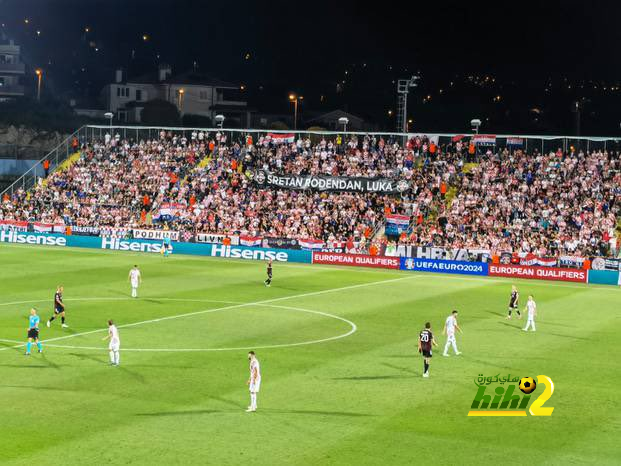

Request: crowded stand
left=0, top=131, right=619, bottom=261
left=398, top=147, right=620, bottom=258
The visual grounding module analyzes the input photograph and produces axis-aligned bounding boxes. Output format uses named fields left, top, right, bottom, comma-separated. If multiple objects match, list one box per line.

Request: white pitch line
left=0, top=275, right=415, bottom=352
left=37, top=304, right=358, bottom=352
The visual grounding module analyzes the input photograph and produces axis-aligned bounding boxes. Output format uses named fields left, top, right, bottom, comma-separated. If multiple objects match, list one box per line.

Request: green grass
left=0, top=244, right=620, bottom=465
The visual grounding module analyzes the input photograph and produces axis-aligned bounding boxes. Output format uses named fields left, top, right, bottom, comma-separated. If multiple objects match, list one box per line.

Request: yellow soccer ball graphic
left=519, top=377, right=537, bottom=394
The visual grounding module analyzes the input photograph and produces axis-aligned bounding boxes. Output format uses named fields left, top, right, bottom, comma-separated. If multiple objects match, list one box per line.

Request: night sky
left=1, top=0, right=620, bottom=134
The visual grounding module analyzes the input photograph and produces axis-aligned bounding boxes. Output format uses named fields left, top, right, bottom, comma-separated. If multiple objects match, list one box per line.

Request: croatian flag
left=33, top=222, right=54, bottom=233
left=385, top=214, right=411, bottom=235
left=451, top=135, right=465, bottom=142
left=299, top=238, right=325, bottom=250
left=473, top=134, right=497, bottom=145
left=156, top=203, right=184, bottom=220
left=386, top=214, right=410, bottom=227
left=506, top=137, right=524, bottom=146
left=267, top=133, right=295, bottom=144
left=536, top=257, right=558, bottom=267
left=239, top=235, right=262, bottom=247
left=520, top=253, right=557, bottom=267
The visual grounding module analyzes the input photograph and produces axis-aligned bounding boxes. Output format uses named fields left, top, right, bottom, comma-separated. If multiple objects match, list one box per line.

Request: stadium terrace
left=0, top=128, right=619, bottom=265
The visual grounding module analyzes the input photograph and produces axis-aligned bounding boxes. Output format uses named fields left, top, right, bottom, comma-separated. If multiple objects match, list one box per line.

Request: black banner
left=71, top=226, right=101, bottom=236
left=261, top=237, right=301, bottom=250
left=590, top=257, right=621, bottom=272
left=396, top=245, right=492, bottom=263
left=253, top=170, right=410, bottom=194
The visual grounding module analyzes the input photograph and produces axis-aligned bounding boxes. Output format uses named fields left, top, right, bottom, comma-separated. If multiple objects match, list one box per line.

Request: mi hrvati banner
left=396, top=245, right=491, bottom=262
left=132, top=229, right=180, bottom=241
left=385, top=214, right=411, bottom=235
left=253, top=170, right=410, bottom=194
left=473, top=134, right=497, bottom=145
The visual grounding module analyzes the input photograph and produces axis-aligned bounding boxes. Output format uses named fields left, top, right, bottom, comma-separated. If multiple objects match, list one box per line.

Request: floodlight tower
left=396, top=75, right=420, bottom=134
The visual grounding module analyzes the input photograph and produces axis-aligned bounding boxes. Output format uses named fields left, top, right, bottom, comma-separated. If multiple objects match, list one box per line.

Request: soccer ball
left=519, top=377, right=537, bottom=394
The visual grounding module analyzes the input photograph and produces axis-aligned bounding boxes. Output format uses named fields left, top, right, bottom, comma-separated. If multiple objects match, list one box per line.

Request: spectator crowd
left=1, top=131, right=619, bottom=258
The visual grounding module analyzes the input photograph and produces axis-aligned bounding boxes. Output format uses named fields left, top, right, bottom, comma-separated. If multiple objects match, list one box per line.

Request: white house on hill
left=101, top=64, right=252, bottom=126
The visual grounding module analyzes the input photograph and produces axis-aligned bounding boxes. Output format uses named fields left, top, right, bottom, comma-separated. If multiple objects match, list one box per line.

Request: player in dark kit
left=47, top=285, right=68, bottom=328
left=418, top=322, right=437, bottom=378
left=264, top=259, right=273, bottom=287
left=506, top=285, right=521, bottom=319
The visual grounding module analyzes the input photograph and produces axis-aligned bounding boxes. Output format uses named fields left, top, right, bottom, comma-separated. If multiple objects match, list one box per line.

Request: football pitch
left=1, top=244, right=620, bottom=465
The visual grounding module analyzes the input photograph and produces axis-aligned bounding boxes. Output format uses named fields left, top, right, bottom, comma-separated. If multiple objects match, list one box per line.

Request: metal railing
left=82, top=124, right=621, bottom=152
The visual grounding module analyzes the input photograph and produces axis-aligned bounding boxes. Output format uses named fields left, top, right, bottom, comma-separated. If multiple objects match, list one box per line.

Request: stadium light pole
left=177, top=88, right=185, bottom=111
left=396, top=75, right=420, bottom=133
left=338, top=117, right=349, bottom=132
left=215, top=114, right=225, bottom=129
left=289, top=94, right=303, bottom=130
left=471, top=119, right=481, bottom=134
left=35, top=68, right=42, bottom=101
left=104, top=112, right=114, bottom=134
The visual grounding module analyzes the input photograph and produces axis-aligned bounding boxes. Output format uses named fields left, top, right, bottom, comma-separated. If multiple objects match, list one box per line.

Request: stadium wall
left=1, top=231, right=619, bottom=286
left=587, top=269, right=620, bottom=286
left=0, top=231, right=312, bottom=264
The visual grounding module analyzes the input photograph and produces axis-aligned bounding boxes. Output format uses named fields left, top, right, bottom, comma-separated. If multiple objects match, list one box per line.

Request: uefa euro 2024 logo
left=404, top=258, right=416, bottom=270
left=468, top=374, right=555, bottom=417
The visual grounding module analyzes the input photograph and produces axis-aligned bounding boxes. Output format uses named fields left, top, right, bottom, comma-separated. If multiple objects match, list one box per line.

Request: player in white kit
left=128, top=265, right=141, bottom=298
left=103, top=320, right=121, bottom=365
left=246, top=351, right=261, bottom=412
left=442, top=310, right=463, bottom=356
left=523, top=295, right=537, bottom=332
